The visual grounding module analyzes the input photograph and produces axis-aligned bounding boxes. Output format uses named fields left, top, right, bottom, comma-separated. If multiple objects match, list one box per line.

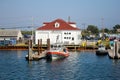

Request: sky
left=0, top=0, right=120, bottom=30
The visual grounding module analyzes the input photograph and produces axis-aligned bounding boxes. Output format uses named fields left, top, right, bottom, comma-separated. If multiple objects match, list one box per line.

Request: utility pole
left=101, top=17, right=104, bottom=38
left=31, top=17, right=34, bottom=46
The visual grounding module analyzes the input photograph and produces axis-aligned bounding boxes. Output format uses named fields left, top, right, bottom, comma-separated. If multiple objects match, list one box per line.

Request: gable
left=37, top=19, right=80, bottom=30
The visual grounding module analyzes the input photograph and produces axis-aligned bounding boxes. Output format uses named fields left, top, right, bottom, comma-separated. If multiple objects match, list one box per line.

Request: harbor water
left=0, top=50, right=120, bottom=80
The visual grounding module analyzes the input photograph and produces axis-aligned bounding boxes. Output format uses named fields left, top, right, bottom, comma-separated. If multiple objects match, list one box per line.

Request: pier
left=0, top=41, right=98, bottom=51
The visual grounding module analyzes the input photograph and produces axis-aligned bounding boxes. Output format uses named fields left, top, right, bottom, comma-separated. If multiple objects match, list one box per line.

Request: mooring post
left=38, top=39, right=40, bottom=55
left=40, top=39, right=42, bottom=53
left=47, top=38, right=50, bottom=50
left=30, top=40, right=32, bottom=48
left=114, top=40, right=118, bottom=58
left=28, top=40, right=33, bottom=60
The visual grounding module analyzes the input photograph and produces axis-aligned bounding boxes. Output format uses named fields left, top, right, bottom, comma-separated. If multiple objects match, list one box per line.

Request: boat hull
left=46, top=51, right=69, bottom=61
left=96, top=50, right=108, bottom=55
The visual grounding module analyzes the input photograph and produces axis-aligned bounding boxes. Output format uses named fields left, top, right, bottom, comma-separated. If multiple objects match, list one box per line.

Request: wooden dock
left=25, top=51, right=47, bottom=60
left=25, top=39, right=50, bottom=61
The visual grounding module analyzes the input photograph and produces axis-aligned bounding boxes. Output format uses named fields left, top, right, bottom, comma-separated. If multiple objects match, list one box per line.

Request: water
left=0, top=50, right=120, bottom=80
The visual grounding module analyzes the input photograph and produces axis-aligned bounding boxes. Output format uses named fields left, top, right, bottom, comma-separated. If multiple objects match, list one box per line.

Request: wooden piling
left=47, top=38, right=50, bottom=50
left=38, top=39, right=40, bottom=55
left=114, top=41, right=118, bottom=58
left=28, top=40, right=33, bottom=60
left=30, top=40, right=32, bottom=48
left=40, top=39, right=42, bottom=53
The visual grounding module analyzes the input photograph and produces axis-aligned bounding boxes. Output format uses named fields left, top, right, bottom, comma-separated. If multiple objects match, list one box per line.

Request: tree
left=21, top=30, right=34, bottom=35
left=87, top=25, right=99, bottom=35
left=113, top=24, right=120, bottom=33
left=104, top=28, right=110, bottom=33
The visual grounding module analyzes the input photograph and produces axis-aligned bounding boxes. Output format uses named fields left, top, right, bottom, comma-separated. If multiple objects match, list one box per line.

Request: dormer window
left=55, top=22, right=60, bottom=28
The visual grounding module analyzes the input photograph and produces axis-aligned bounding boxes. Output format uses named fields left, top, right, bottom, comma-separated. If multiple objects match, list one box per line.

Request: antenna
left=68, top=16, right=70, bottom=22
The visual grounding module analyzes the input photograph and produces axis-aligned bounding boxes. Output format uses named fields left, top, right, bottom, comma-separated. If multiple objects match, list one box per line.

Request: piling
left=38, top=39, right=42, bottom=55
left=30, top=40, right=32, bottom=48
left=28, top=40, right=33, bottom=60
left=38, top=39, right=40, bottom=55
left=40, top=39, right=42, bottom=53
left=114, top=41, right=118, bottom=58
left=47, top=38, right=50, bottom=50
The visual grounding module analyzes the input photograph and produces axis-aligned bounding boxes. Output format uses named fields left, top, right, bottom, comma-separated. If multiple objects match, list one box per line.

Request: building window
left=72, top=37, right=74, bottom=41
left=55, top=22, right=60, bottom=28
left=64, top=32, right=71, bottom=35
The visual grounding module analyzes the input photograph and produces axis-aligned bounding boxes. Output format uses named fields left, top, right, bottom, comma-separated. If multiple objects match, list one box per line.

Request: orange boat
left=46, top=43, right=69, bottom=61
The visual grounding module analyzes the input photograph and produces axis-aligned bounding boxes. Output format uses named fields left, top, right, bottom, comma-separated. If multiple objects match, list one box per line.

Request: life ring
left=106, top=38, right=109, bottom=41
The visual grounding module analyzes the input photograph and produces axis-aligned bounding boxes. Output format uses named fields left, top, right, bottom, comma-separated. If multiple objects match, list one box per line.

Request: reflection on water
left=0, top=50, right=120, bottom=80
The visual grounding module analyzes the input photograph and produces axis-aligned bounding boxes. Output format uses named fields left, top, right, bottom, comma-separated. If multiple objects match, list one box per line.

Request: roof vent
left=54, top=22, right=60, bottom=28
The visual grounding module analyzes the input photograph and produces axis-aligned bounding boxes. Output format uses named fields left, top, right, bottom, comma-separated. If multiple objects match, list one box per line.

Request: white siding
left=35, top=30, right=82, bottom=45
left=35, top=31, right=49, bottom=44
left=49, top=32, right=62, bottom=44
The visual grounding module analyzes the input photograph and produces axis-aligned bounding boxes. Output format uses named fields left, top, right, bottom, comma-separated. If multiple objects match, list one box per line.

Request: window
left=72, top=37, right=74, bottom=41
left=64, top=32, right=66, bottom=34
left=64, top=32, right=71, bottom=35
left=55, top=22, right=60, bottom=28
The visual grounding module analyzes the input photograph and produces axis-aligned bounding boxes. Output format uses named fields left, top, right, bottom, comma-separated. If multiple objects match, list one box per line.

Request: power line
left=0, top=26, right=38, bottom=29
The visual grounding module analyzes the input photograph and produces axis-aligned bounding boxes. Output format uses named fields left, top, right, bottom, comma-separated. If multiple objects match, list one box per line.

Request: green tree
left=87, top=25, right=99, bottom=35
left=104, top=28, right=110, bottom=33
left=113, top=24, right=120, bottom=33
left=21, top=30, right=34, bottom=35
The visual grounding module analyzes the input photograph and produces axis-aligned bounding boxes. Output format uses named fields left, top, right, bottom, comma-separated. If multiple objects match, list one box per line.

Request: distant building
left=0, top=29, right=23, bottom=40
left=35, top=19, right=82, bottom=45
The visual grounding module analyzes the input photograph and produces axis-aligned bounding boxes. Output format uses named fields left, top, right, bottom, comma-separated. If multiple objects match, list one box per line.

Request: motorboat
left=46, top=43, right=69, bottom=61
left=96, top=44, right=108, bottom=55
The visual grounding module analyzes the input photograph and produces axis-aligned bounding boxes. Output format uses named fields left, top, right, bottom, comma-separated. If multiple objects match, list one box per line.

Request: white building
left=35, top=19, right=82, bottom=45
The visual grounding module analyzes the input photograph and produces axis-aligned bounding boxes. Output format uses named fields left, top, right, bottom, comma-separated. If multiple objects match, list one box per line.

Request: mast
left=101, top=17, right=104, bottom=38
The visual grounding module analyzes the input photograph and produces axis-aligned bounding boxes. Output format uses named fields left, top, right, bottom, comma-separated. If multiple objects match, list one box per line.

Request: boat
left=96, top=44, right=108, bottom=55
left=46, top=43, right=69, bottom=61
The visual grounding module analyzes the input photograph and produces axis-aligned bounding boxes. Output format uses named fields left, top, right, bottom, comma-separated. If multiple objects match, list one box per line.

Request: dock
left=25, top=39, right=50, bottom=61
left=25, top=51, right=47, bottom=60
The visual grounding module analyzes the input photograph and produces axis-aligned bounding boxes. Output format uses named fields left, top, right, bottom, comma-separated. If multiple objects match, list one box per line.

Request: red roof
left=37, top=19, right=80, bottom=30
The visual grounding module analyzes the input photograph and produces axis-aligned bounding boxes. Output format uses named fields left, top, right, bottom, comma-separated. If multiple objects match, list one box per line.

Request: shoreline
left=0, top=45, right=98, bottom=51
